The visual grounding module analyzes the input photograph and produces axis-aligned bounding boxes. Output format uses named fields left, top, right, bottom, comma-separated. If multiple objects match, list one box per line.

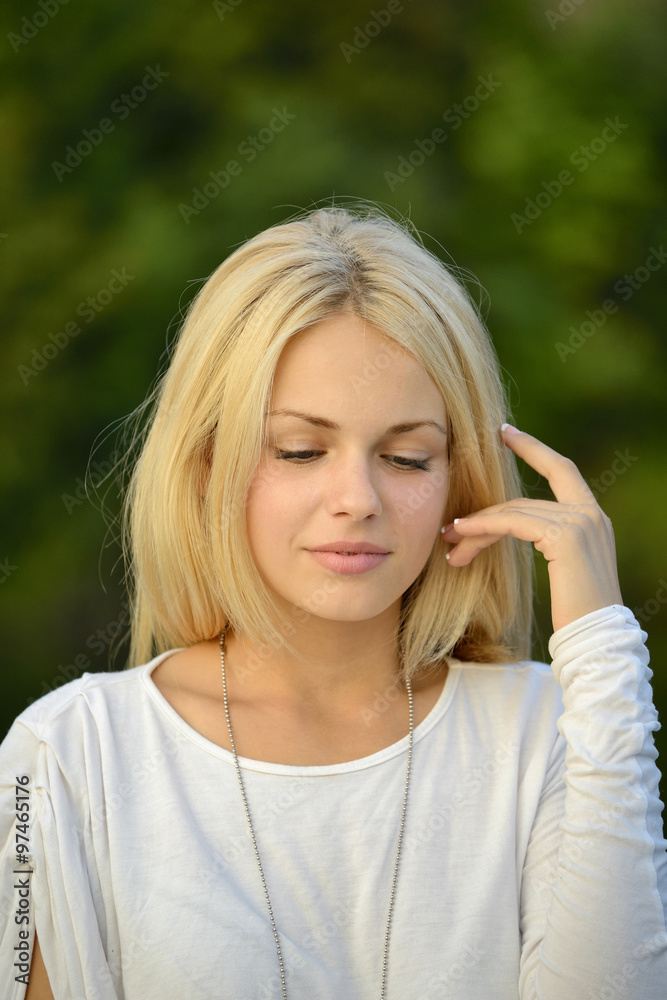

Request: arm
left=1, top=713, right=119, bottom=1000
left=519, top=605, right=667, bottom=997
left=24, top=934, right=55, bottom=1000
left=442, top=425, right=667, bottom=995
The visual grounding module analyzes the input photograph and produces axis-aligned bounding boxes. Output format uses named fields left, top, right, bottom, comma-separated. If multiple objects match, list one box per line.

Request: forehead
left=270, top=314, right=447, bottom=424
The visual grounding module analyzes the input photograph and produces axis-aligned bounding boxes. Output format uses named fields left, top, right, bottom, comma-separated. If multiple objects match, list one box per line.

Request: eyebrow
left=267, top=408, right=448, bottom=437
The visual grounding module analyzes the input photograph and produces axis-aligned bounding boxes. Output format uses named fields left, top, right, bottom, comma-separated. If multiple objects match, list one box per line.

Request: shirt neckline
left=140, top=648, right=461, bottom=776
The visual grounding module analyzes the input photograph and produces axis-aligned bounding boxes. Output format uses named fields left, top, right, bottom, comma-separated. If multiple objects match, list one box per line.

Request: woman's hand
left=440, top=424, right=624, bottom=633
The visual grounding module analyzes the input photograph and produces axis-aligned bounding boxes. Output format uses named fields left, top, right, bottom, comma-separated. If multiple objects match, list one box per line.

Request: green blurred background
left=2, top=0, right=666, bottom=788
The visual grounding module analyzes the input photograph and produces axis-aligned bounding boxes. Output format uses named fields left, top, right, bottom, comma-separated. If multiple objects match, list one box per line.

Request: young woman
left=2, top=203, right=666, bottom=999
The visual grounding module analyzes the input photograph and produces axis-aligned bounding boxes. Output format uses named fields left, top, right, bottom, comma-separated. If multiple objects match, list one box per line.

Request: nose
left=324, top=452, right=382, bottom=520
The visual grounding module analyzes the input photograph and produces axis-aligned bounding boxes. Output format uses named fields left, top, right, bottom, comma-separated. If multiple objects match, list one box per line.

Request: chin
left=286, top=590, right=401, bottom=624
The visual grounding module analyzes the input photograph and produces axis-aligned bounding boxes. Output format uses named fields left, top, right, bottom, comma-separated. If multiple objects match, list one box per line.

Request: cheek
left=246, top=470, right=309, bottom=546
left=391, top=469, right=449, bottom=534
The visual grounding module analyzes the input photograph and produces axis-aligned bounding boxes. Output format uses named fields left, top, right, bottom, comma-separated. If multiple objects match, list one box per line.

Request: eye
left=274, top=449, right=432, bottom=471
left=274, top=450, right=323, bottom=463
left=387, top=456, right=432, bottom=471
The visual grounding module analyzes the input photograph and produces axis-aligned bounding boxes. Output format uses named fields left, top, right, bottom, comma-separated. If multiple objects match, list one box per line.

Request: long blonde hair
left=121, top=200, right=534, bottom=680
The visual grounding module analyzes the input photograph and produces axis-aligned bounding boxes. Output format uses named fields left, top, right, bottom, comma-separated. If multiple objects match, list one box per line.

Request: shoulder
left=449, top=657, right=565, bottom=763
left=1, top=651, right=179, bottom=758
left=454, top=656, right=561, bottom=705
left=16, top=665, right=144, bottom=733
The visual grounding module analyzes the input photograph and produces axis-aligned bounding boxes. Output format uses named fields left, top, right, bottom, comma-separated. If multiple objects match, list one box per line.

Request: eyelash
left=274, top=449, right=432, bottom=472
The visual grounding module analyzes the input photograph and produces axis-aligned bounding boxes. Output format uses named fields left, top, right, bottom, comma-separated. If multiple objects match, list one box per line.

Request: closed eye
left=274, top=450, right=432, bottom=471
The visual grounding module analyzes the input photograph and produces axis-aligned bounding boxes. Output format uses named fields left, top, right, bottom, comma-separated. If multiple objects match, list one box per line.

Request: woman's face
left=245, top=312, right=450, bottom=624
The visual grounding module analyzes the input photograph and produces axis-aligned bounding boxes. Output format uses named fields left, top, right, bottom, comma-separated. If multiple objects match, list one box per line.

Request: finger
left=441, top=499, right=594, bottom=542
left=500, top=424, right=596, bottom=506
left=442, top=507, right=597, bottom=565
left=445, top=534, right=505, bottom=566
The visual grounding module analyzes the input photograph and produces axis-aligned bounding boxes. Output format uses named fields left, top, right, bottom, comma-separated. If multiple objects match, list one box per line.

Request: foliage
left=1, top=0, right=665, bottom=782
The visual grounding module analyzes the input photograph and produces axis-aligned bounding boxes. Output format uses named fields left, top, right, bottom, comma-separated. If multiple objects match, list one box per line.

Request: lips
left=307, top=541, right=390, bottom=554
left=306, top=544, right=390, bottom=575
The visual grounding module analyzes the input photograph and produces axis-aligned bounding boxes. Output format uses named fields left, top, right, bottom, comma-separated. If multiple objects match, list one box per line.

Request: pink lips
left=306, top=541, right=390, bottom=575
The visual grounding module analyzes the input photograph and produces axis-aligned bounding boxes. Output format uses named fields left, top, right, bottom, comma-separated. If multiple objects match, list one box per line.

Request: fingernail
left=501, top=422, right=522, bottom=435
left=453, top=517, right=468, bottom=525
left=440, top=523, right=453, bottom=534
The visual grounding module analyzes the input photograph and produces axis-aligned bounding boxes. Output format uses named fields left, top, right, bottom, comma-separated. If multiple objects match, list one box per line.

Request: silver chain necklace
left=219, top=626, right=414, bottom=1000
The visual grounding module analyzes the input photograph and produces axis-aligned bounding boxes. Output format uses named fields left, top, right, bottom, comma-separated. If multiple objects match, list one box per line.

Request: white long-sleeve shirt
left=1, top=604, right=666, bottom=999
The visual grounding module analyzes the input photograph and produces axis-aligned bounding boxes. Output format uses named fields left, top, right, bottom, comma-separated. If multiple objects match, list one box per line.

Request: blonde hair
left=121, top=199, right=534, bottom=680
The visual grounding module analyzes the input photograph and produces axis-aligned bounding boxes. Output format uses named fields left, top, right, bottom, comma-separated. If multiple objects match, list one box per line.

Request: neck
left=225, top=604, right=404, bottom=712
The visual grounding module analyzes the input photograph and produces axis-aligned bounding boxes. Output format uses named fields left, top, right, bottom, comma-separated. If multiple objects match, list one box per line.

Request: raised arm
left=441, top=425, right=667, bottom=995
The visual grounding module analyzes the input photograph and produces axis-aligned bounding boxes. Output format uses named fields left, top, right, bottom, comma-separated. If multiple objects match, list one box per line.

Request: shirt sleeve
left=519, top=604, right=667, bottom=999
left=0, top=711, right=120, bottom=1000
